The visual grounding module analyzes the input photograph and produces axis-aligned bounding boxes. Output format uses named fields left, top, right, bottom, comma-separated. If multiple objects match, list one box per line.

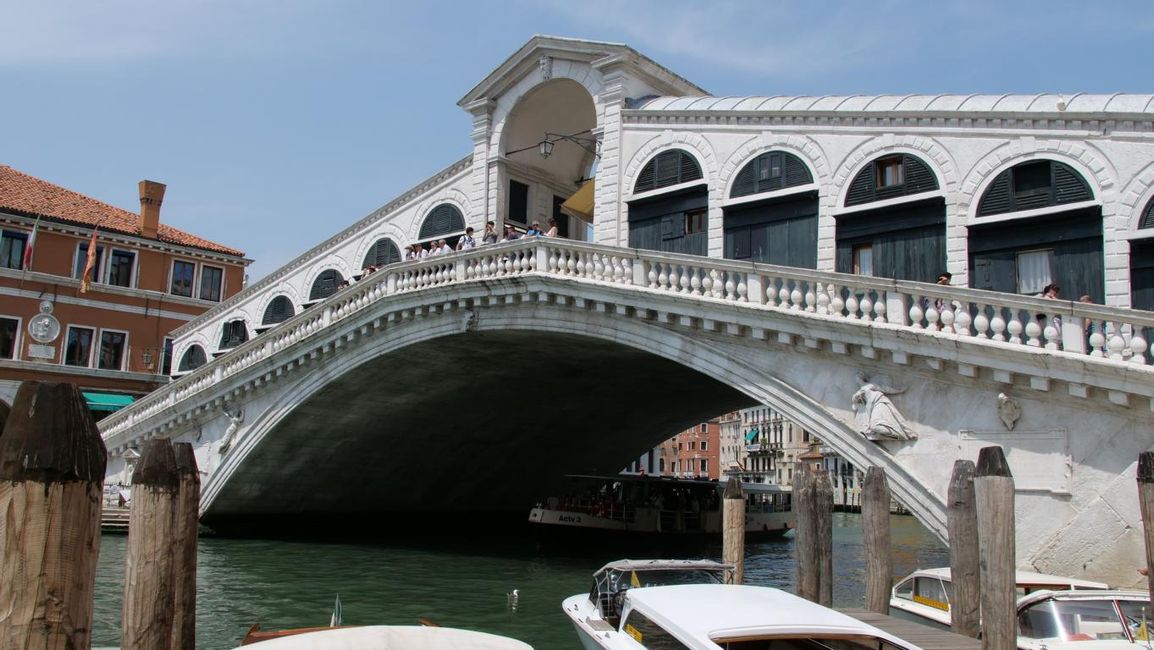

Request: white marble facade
left=169, top=35, right=1154, bottom=369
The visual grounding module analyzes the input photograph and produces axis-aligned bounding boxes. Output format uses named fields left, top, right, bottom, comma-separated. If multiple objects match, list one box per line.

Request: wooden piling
left=0, top=381, right=107, bottom=649
left=975, top=446, right=1015, bottom=650
left=1138, top=452, right=1154, bottom=599
left=122, top=438, right=180, bottom=650
left=948, top=459, right=980, bottom=638
left=722, top=477, right=745, bottom=584
left=815, top=468, right=834, bottom=608
left=171, top=443, right=200, bottom=650
left=793, top=466, right=818, bottom=602
left=862, top=467, right=891, bottom=614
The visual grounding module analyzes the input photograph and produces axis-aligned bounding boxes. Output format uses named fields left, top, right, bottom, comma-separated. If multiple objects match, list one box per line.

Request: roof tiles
left=0, top=165, right=245, bottom=257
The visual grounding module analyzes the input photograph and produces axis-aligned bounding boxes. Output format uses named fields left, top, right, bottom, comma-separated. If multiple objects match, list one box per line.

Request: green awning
left=744, top=428, right=759, bottom=443
left=82, top=392, right=136, bottom=412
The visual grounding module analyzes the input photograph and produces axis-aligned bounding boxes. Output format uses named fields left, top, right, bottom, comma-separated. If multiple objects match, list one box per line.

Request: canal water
left=92, top=513, right=947, bottom=649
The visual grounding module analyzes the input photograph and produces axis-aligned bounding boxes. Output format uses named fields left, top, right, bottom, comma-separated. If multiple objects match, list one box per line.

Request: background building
left=0, top=165, right=249, bottom=415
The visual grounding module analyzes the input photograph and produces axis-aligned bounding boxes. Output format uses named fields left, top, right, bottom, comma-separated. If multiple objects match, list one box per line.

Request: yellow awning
left=561, top=180, right=595, bottom=222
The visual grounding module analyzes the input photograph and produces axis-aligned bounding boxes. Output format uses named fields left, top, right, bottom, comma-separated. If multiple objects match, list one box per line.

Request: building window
left=508, top=180, right=529, bottom=224
left=107, top=250, right=136, bottom=287
left=219, top=320, right=249, bottom=350
left=876, top=156, right=904, bottom=188
left=634, top=149, right=703, bottom=194
left=161, top=338, right=174, bottom=375
left=0, top=230, right=28, bottom=269
left=170, top=260, right=195, bottom=297
left=701, top=441, right=708, bottom=451
left=0, top=316, right=18, bottom=359
left=262, top=296, right=295, bottom=325
left=684, top=210, right=706, bottom=235
left=1013, top=160, right=1051, bottom=196
left=98, top=330, right=127, bottom=370
left=699, top=423, right=707, bottom=433
left=700, top=459, right=708, bottom=474
left=309, top=269, right=344, bottom=301
left=199, top=265, right=224, bottom=302
left=177, top=344, right=207, bottom=373
left=1017, top=249, right=1054, bottom=295
left=74, top=244, right=104, bottom=283
left=689, top=441, right=696, bottom=450
left=853, top=244, right=874, bottom=276
left=419, top=205, right=466, bottom=241
left=659, top=458, right=665, bottom=472
left=64, top=326, right=95, bottom=367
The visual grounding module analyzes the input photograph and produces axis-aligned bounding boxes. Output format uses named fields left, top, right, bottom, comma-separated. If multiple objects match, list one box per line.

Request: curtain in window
left=1017, top=250, right=1053, bottom=294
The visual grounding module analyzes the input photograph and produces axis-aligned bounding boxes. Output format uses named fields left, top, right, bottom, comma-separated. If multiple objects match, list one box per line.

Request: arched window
left=219, top=320, right=248, bottom=350
left=1139, top=196, right=1154, bottom=230
left=634, top=149, right=703, bottom=194
left=419, top=205, right=465, bottom=240
left=262, top=296, right=295, bottom=325
left=362, top=238, right=401, bottom=268
left=844, top=154, right=939, bottom=206
left=309, top=269, right=344, bottom=301
left=977, top=160, right=1092, bottom=216
left=177, top=345, right=207, bottom=372
left=730, top=151, right=813, bottom=198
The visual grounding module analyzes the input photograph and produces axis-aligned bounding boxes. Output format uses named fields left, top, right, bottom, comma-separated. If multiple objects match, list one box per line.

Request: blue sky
left=2, top=0, right=1151, bottom=282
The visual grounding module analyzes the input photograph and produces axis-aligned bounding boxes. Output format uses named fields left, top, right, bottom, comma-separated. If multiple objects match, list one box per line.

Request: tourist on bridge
left=503, top=225, right=521, bottom=241
left=482, top=221, right=498, bottom=244
left=525, top=220, right=544, bottom=237
left=543, top=217, right=559, bottom=238
left=457, top=227, right=477, bottom=250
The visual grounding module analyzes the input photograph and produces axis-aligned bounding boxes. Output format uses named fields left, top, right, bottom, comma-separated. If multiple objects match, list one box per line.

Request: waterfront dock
left=840, top=609, right=980, bottom=650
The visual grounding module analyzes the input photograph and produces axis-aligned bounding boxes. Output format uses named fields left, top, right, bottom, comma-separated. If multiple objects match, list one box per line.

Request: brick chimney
left=138, top=180, right=166, bottom=239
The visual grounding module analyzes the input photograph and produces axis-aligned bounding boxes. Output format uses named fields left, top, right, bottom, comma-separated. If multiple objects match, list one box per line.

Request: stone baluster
left=1043, top=318, right=1061, bottom=350
left=1107, top=322, right=1128, bottom=361
left=666, top=264, right=679, bottom=292
left=1006, top=312, right=1024, bottom=345
left=859, top=293, right=873, bottom=321
left=647, top=261, right=659, bottom=288
left=845, top=292, right=860, bottom=319
left=690, top=267, right=703, bottom=296
left=723, top=272, right=736, bottom=301
left=789, top=282, right=804, bottom=310
left=804, top=283, right=816, bottom=311
left=778, top=282, right=791, bottom=309
left=679, top=266, right=692, bottom=294
left=1025, top=316, right=1043, bottom=347
left=737, top=274, right=748, bottom=302
left=816, top=283, right=830, bottom=315
left=701, top=268, right=715, bottom=297
left=952, top=305, right=971, bottom=335
left=657, top=263, right=670, bottom=290
left=829, top=285, right=845, bottom=317
left=619, top=257, right=631, bottom=284
left=908, top=296, right=924, bottom=329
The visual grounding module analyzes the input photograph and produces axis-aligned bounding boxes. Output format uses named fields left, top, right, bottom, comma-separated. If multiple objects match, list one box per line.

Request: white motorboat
left=889, top=567, right=1109, bottom=628
left=529, top=475, right=792, bottom=541
left=227, top=625, right=533, bottom=649
left=563, top=560, right=922, bottom=649
left=1017, top=589, right=1151, bottom=649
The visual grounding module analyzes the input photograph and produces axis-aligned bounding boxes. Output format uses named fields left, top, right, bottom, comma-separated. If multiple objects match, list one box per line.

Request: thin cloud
left=0, top=0, right=335, bottom=65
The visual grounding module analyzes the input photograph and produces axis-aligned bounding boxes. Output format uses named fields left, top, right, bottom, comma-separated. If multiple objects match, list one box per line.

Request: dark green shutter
left=845, top=154, right=939, bottom=207
left=730, top=151, right=812, bottom=198
left=177, top=345, right=207, bottom=372
left=978, top=173, right=1013, bottom=216
left=845, top=164, right=877, bottom=206
left=362, top=238, right=400, bottom=268
left=262, top=296, right=295, bottom=325
left=219, top=320, right=249, bottom=349
left=1054, top=162, right=1092, bottom=205
left=634, top=149, right=703, bottom=193
left=309, top=269, right=344, bottom=301
left=419, top=205, right=465, bottom=240
left=978, top=160, right=1092, bottom=217
left=1142, top=198, right=1154, bottom=230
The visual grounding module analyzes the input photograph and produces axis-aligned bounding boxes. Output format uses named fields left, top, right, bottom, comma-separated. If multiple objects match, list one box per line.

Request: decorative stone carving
left=852, top=372, right=916, bottom=441
left=539, top=55, right=553, bottom=80
left=218, top=408, right=245, bottom=455
left=997, top=392, right=1022, bottom=431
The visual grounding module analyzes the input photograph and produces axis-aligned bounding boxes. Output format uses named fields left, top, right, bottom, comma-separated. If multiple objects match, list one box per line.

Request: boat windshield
left=1018, top=598, right=1138, bottom=643
left=590, top=565, right=728, bottom=621
left=716, top=636, right=908, bottom=649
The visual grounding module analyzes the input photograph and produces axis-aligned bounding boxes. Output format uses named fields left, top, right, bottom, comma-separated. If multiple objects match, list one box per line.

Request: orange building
left=656, top=419, right=722, bottom=480
left=0, top=165, right=249, bottom=416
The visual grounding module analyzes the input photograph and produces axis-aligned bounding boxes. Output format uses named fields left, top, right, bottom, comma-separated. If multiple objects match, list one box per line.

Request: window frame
left=199, top=264, right=224, bottom=302
left=853, top=243, right=874, bottom=276
left=106, top=248, right=137, bottom=288
left=96, top=328, right=129, bottom=371
left=0, top=229, right=29, bottom=270
left=73, top=242, right=106, bottom=284
left=63, top=324, right=97, bottom=368
left=0, top=314, right=21, bottom=360
left=169, top=259, right=197, bottom=298
left=876, top=156, right=905, bottom=188
left=161, top=337, right=174, bottom=375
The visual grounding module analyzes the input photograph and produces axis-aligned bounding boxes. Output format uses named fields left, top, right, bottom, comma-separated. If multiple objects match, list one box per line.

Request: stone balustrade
left=99, top=237, right=1154, bottom=441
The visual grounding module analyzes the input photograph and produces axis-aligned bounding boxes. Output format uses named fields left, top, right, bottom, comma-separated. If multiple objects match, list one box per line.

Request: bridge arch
left=176, top=342, right=208, bottom=374
left=202, top=298, right=943, bottom=537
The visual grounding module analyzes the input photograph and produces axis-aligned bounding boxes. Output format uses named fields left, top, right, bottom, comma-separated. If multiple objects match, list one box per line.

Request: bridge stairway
left=101, top=505, right=130, bottom=534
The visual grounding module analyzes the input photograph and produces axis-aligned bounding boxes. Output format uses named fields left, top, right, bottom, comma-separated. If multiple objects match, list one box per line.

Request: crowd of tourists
left=402, top=217, right=560, bottom=261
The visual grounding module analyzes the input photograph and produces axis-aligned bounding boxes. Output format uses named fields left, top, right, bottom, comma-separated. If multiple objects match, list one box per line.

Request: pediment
left=457, top=35, right=706, bottom=109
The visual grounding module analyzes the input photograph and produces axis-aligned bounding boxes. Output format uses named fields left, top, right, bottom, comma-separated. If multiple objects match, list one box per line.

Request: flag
left=80, top=226, right=99, bottom=293
left=21, top=217, right=40, bottom=270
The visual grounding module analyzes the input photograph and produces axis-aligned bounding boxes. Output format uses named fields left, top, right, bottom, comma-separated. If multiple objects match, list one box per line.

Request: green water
left=92, top=513, right=947, bottom=649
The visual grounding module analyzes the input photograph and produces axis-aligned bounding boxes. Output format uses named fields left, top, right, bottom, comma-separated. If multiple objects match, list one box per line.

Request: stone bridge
left=100, top=239, right=1154, bottom=585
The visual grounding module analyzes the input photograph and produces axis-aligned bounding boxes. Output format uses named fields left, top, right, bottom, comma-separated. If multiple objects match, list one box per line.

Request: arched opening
left=177, top=344, right=207, bottom=373
left=627, top=149, right=708, bottom=256
left=416, top=205, right=466, bottom=250
left=724, top=151, right=817, bottom=268
left=309, top=269, right=345, bottom=302
left=500, top=79, right=597, bottom=240
left=219, top=319, right=249, bottom=350
left=836, top=154, right=944, bottom=282
left=1130, top=197, right=1154, bottom=311
left=262, top=296, right=295, bottom=326
left=362, top=238, right=402, bottom=271
left=969, top=160, right=1101, bottom=300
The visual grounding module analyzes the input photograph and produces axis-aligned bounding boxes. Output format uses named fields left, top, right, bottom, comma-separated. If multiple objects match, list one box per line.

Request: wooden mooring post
left=0, top=381, right=107, bottom=649
left=122, top=438, right=180, bottom=650
left=975, top=446, right=1015, bottom=650
left=948, top=459, right=980, bottom=638
left=722, top=477, right=745, bottom=584
left=793, top=466, right=819, bottom=602
left=815, top=468, right=834, bottom=608
left=1138, top=451, right=1154, bottom=599
left=861, top=467, right=891, bottom=614
left=171, top=442, right=201, bottom=650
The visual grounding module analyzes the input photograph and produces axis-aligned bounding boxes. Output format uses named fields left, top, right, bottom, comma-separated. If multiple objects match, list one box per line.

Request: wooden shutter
left=263, top=296, right=295, bottom=325
left=635, top=149, right=703, bottom=194
left=784, top=153, right=813, bottom=188
left=178, top=345, right=207, bottom=372
left=903, top=155, right=939, bottom=194
left=1142, top=198, right=1154, bottom=230
left=978, top=172, right=1013, bottom=216
left=419, top=205, right=465, bottom=239
left=309, top=269, right=343, bottom=300
left=363, top=239, right=400, bottom=268
left=845, top=164, right=877, bottom=206
left=1053, top=162, right=1092, bottom=204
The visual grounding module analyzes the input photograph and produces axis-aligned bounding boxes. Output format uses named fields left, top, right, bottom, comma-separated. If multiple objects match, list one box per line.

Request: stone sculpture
left=852, top=372, right=916, bottom=441
left=218, top=408, right=245, bottom=456
left=997, top=392, right=1022, bottom=430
